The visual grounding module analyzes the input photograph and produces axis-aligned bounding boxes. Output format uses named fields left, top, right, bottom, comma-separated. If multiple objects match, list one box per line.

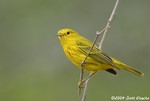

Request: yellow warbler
left=57, top=28, right=144, bottom=77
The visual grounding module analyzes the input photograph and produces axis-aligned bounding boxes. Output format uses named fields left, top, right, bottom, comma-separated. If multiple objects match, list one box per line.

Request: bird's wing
left=76, top=40, right=118, bottom=69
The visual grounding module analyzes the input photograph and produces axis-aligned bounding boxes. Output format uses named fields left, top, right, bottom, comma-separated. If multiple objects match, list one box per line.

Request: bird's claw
left=78, top=81, right=85, bottom=88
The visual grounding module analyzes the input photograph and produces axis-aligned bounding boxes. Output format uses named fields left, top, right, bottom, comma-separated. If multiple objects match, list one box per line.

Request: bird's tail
left=112, top=58, right=144, bottom=77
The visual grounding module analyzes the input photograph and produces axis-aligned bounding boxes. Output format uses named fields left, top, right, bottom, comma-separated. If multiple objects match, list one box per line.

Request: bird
left=57, top=28, right=144, bottom=79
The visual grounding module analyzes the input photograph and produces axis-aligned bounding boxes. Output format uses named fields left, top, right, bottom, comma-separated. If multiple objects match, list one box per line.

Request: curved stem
left=78, top=0, right=120, bottom=101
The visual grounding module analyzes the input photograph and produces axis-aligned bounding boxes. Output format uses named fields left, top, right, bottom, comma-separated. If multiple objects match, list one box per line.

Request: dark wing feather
left=106, top=69, right=117, bottom=75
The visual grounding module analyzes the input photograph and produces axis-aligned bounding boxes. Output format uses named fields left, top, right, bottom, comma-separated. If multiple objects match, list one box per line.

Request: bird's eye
left=67, top=31, right=70, bottom=35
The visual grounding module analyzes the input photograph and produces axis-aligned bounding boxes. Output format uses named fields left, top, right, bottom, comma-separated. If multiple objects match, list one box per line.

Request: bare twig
left=78, top=26, right=107, bottom=101
left=81, top=72, right=92, bottom=101
left=99, top=0, right=119, bottom=49
left=78, top=0, right=119, bottom=101
left=78, top=68, right=84, bottom=101
left=81, top=79, right=89, bottom=101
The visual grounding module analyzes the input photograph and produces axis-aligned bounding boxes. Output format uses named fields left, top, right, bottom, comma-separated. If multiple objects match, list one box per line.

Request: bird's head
left=57, top=28, right=79, bottom=39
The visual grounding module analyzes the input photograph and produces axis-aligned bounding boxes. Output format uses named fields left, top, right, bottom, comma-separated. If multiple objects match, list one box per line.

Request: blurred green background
left=0, top=0, right=150, bottom=101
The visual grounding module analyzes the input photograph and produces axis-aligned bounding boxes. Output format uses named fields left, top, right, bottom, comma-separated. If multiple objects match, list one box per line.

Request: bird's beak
left=56, top=33, right=63, bottom=37
left=56, top=33, right=60, bottom=36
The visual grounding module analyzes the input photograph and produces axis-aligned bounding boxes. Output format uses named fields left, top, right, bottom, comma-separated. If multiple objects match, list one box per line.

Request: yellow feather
left=57, top=28, right=144, bottom=77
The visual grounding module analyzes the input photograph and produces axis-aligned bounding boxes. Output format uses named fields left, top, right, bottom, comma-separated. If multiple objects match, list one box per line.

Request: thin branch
left=78, top=0, right=120, bottom=101
left=81, top=26, right=108, bottom=67
left=78, top=26, right=108, bottom=101
left=81, top=72, right=93, bottom=101
left=78, top=68, right=84, bottom=101
left=81, top=79, right=89, bottom=101
left=99, top=0, right=119, bottom=49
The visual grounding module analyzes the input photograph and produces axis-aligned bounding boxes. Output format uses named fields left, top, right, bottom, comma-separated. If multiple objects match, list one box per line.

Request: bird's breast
left=64, top=45, right=82, bottom=66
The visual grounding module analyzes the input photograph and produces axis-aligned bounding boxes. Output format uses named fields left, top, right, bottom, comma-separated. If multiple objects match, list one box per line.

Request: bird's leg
left=82, top=71, right=96, bottom=83
left=78, top=71, right=96, bottom=87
